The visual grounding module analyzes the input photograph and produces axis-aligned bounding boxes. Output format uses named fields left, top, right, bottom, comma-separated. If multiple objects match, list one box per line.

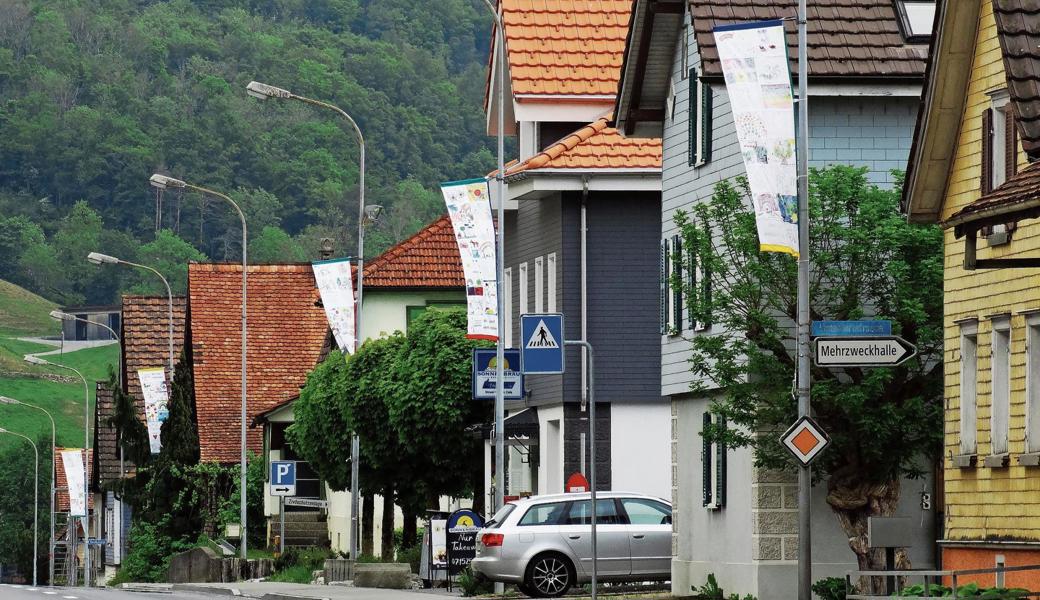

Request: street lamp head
left=149, top=174, right=187, bottom=190
left=246, top=81, right=292, bottom=100
left=363, top=204, right=384, bottom=226
left=87, top=252, right=119, bottom=266
left=49, top=310, right=74, bottom=322
left=23, top=355, right=47, bottom=366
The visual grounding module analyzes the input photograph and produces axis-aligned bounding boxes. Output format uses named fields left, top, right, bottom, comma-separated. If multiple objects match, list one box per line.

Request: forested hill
left=0, top=0, right=501, bottom=305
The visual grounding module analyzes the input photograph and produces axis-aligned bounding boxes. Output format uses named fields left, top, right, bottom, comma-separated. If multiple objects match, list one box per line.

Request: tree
left=250, top=226, right=307, bottom=263
left=678, top=166, right=943, bottom=571
left=0, top=435, right=50, bottom=582
left=131, top=230, right=207, bottom=295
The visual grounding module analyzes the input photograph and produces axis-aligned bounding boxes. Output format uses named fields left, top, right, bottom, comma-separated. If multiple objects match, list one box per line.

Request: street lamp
left=148, top=173, right=249, bottom=559
left=50, top=311, right=122, bottom=388
left=24, top=354, right=90, bottom=586
left=86, top=253, right=174, bottom=372
left=0, top=427, right=39, bottom=587
left=247, top=80, right=369, bottom=562
left=0, top=396, right=55, bottom=587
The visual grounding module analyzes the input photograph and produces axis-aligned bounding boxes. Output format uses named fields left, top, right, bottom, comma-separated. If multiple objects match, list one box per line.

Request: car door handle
left=632, top=534, right=645, bottom=539
left=568, top=535, right=581, bottom=540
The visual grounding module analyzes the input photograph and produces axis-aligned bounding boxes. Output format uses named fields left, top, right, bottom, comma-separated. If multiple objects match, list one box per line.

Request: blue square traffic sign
left=270, top=461, right=296, bottom=497
left=521, top=314, right=565, bottom=374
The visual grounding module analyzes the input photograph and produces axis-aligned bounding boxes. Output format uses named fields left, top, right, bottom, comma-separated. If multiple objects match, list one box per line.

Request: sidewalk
left=171, top=582, right=461, bottom=600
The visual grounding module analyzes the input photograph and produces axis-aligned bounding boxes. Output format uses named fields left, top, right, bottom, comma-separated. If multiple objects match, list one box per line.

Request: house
left=59, top=304, right=120, bottom=341
left=613, top=0, right=937, bottom=596
left=485, top=0, right=668, bottom=503
left=903, top=0, right=1040, bottom=586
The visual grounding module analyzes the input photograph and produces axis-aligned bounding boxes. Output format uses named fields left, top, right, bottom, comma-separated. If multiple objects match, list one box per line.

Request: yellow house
left=904, top=0, right=1040, bottom=585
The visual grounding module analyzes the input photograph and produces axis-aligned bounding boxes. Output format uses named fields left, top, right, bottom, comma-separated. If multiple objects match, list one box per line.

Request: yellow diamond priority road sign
left=781, top=416, right=830, bottom=467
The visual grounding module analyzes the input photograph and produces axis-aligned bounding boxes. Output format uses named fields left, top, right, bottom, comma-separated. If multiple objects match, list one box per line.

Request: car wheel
left=524, top=553, right=574, bottom=598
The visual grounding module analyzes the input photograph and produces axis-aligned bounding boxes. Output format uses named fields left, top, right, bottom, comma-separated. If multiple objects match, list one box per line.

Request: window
left=405, top=302, right=465, bottom=330
left=672, top=235, right=683, bottom=331
left=485, top=503, right=516, bottom=529
left=702, top=412, right=727, bottom=509
left=504, top=267, right=513, bottom=347
left=535, top=256, right=544, bottom=313
left=689, top=69, right=713, bottom=166
left=660, top=239, right=673, bottom=335
left=687, top=218, right=714, bottom=331
left=894, top=1, right=936, bottom=42
left=547, top=253, right=557, bottom=313
left=981, top=91, right=1019, bottom=245
left=959, top=321, right=979, bottom=456
left=519, top=502, right=567, bottom=526
left=1027, top=314, right=1040, bottom=453
left=519, top=262, right=528, bottom=316
left=991, top=318, right=1011, bottom=457
left=565, top=500, right=622, bottom=525
left=621, top=498, right=672, bottom=526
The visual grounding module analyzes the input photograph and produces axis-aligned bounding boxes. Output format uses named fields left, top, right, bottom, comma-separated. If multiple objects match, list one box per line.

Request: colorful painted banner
left=61, top=449, right=86, bottom=517
left=312, top=257, right=356, bottom=354
left=138, top=367, right=170, bottom=455
left=441, top=178, right=499, bottom=340
left=714, top=20, right=799, bottom=256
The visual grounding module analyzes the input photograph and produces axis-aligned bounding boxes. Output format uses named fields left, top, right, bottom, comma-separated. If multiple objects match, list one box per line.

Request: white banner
left=441, top=178, right=499, bottom=340
left=714, top=20, right=799, bottom=256
left=138, top=367, right=169, bottom=455
left=312, top=257, right=356, bottom=354
left=61, top=450, right=86, bottom=517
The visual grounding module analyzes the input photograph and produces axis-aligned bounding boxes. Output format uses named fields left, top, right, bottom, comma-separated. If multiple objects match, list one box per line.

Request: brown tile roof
left=994, top=0, right=1040, bottom=157
left=121, top=295, right=187, bottom=413
left=947, top=163, right=1040, bottom=234
left=505, top=116, right=663, bottom=175
left=93, top=383, right=119, bottom=487
left=362, top=216, right=466, bottom=289
left=500, top=0, right=634, bottom=98
left=691, top=0, right=928, bottom=79
left=188, top=263, right=329, bottom=464
left=55, top=448, right=93, bottom=512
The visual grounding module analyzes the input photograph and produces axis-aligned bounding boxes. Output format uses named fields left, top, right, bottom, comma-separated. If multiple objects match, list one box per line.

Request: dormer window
left=894, top=1, right=936, bottom=42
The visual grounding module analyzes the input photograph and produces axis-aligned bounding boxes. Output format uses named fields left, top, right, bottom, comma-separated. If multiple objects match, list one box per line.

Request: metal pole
left=352, top=130, right=365, bottom=564
left=565, top=341, right=596, bottom=600
left=81, top=368, right=90, bottom=587
left=280, top=496, right=285, bottom=555
left=795, top=0, right=812, bottom=599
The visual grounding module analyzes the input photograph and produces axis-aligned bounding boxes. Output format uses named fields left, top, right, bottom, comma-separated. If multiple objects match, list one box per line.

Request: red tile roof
left=188, top=263, right=329, bottom=464
left=55, top=448, right=93, bottom=512
left=363, top=215, right=465, bottom=289
left=121, top=295, right=187, bottom=413
left=93, top=383, right=119, bottom=486
left=499, top=0, right=634, bottom=98
left=505, top=116, right=662, bottom=175
left=947, top=163, right=1040, bottom=234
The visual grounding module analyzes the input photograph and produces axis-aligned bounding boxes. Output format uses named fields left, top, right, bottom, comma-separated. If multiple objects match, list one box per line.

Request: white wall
left=538, top=405, right=565, bottom=494
left=610, top=401, right=671, bottom=498
left=362, top=290, right=464, bottom=341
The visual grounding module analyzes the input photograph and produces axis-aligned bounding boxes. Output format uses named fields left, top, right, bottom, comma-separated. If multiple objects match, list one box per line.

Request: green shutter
left=660, top=239, right=668, bottom=334
left=700, top=216, right=713, bottom=328
left=406, top=305, right=427, bottom=330
left=700, top=82, right=713, bottom=164
left=672, top=235, right=682, bottom=332
left=687, top=228, right=698, bottom=330
left=702, top=412, right=713, bottom=507
left=688, top=68, right=698, bottom=166
left=716, top=417, right=727, bottom=508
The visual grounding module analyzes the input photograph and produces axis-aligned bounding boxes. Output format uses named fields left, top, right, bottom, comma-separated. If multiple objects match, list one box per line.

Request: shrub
left=458, top=566, right=494, bottom=597
left=813, top=577, right=847, bottom=600
left=397, top=544, right=421, bottom=573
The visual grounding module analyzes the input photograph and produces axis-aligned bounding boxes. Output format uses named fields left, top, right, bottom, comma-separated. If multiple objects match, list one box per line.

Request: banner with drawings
left=441, top=178, right=499, bottom=340
left=61, top=449, right=86, bottom=517
left=714, top=20, right=799, bottom=256
left=312, top=257, right=356, bottom=354
left=138, top=367, right=170, bottom=454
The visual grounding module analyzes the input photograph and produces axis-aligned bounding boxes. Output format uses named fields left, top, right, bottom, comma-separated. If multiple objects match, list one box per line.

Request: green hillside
left=0, top=279, right=59, bottom=337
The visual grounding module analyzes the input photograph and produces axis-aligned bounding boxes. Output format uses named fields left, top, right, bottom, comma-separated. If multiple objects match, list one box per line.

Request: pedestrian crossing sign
left=521, top=314, right=565, bottom=374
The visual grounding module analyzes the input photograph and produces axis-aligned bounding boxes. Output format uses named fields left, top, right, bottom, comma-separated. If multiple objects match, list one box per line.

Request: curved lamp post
left=149, top=173, right=249, bottom=559
left=85, top=254, right=174, bottom=372
left=0, top=399, right=51, bottom=586
left=24, top=354, right=90, bottom=586
left=0, top=427, right=39, bottom=587
left=246, top=80, right=378, bottom=561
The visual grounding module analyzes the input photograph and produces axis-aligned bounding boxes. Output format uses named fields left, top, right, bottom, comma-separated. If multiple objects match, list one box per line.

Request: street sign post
left=781, top=416, right=830, bottom=467
left=811, top=320, right=892, bottom=337
left=270, top=460, right=296, bottom=554
left=521, top=314, right=565, bottom=374
left=814, top=336, right=917, bottom=367
left=472, top=349, right=523, bottom=400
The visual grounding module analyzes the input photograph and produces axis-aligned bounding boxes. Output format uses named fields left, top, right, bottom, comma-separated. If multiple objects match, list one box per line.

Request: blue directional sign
left=270, top=460, right=296, bottom=497
left=472, top=349, right=523, bottom=400
left=811, top=320, right=892, bottom=338
left=521, top=314, right=565, bottom=374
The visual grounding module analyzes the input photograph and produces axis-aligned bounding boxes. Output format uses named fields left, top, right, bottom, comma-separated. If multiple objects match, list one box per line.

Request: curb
left=259, top=594, right=332, bottom=600
left=171, top=584, right=244, bottom=597
left=118, top=583, right=173, bottom=594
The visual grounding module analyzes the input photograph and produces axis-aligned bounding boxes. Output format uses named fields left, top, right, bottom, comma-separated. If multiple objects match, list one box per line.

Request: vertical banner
left=312, top=257, right=356, bottom=354
left=441, top=178, right=499, bottom=340
left=714, top=20, right=799, bottom=256
left=138, top=367, right=170, bottom=454
left=61, top=449, right=86, bottom=517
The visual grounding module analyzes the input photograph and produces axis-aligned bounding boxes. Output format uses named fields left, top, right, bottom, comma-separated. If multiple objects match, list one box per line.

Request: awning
left=470, top=408, right=540, bottom=440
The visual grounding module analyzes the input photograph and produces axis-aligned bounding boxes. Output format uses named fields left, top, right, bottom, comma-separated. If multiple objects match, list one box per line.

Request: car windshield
left=484, top=502, right=516, bottom=529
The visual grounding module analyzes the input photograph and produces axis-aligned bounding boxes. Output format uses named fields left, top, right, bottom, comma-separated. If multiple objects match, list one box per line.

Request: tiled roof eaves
left=946, top=163, right=1040, bottom=235
left=504, top=117, right=663, bottom=177
left=362, top=215, right=466, bottom=289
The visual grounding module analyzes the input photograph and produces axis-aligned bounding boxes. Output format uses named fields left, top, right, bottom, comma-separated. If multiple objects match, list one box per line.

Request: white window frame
left=959, top=320, right=979, bottom=456
left=534, top=256, right=544, bottom=313
left=519, top=262, right=528, bottom=317
left=991, top=91, right=1010, bottom=190
left=504, top=267, right=513, bottom=348
left=694, top=78, right=709, bottom=167
left=547, top=253, right=557, bottom=313
left=991, top=316, right=1011, bottom=456
left=1025, top=312, right=1040, bottom=453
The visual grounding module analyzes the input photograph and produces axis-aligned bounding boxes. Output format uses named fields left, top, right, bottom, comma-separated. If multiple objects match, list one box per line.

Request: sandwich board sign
left=521, top=314, right=565, bottom=374
left=270, top=461, right=296, bottom=497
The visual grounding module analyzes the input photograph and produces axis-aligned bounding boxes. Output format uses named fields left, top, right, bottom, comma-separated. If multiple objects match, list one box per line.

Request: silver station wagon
left=471, top=492, right=672, bottom=597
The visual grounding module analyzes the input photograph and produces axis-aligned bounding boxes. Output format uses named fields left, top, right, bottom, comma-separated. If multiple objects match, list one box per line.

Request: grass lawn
left=0, top=279, right=59, bottom=337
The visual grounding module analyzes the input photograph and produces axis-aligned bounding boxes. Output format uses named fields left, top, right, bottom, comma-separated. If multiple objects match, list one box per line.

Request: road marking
left=42, top=591, right=57, bottom=595
left=63, top=595, right=78, bottom=598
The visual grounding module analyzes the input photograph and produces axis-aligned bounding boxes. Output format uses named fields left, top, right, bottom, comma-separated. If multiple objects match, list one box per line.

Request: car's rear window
left=485, top=503, right=516, bottom=529
left=519, top=502, right=567, bottom=526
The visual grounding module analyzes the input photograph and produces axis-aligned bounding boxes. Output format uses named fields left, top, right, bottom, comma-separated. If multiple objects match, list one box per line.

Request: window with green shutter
left=660, top=239, right=669, bottom=335
left=702, top=411, right=713, bottom=507
left=672, top=234, right=683, bottom=332
left=702, top=412, right=727, bottom=510
left=689, top=69, right=713, bottom=167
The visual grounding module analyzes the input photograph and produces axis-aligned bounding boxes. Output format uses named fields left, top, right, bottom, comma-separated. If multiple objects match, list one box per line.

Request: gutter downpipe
left=580, top=176, right=589, bottom=472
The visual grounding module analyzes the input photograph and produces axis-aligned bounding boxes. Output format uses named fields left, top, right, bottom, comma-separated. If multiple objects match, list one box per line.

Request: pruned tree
left=678, top=166, right=943, bottom=571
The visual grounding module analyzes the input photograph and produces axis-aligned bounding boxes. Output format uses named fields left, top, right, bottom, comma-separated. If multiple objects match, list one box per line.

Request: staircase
left=274, top=511, right=329, bottom=548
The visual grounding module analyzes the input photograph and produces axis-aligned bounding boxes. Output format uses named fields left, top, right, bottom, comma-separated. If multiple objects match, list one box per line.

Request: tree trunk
left=827, top=474, right=909, bottom=592
left=362, top=491, right=375, bottom=558
left=382, top=492, right=396, bottom=559
left=402, top=510, right=418, bottom=548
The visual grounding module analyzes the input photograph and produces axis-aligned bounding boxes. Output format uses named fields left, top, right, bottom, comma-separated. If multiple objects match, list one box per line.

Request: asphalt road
left=0, top=584, right=215, bottom=600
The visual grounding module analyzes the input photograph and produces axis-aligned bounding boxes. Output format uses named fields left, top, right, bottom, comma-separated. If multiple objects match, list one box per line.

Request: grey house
left=614, top=0, right=937, bottom=597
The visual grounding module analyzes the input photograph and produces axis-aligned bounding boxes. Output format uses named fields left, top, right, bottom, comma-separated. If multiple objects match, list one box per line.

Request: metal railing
left=846, top=564, right=1040, bottom=599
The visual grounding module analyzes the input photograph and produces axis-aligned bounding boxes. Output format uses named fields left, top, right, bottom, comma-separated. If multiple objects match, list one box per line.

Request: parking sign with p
left=270, top=460, right=296, bottom=497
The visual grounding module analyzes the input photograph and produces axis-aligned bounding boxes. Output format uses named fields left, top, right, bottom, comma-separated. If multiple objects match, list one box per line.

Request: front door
left=558, top=499, right=631, bottom=577
left=619, top=498, right=672, bottom=576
